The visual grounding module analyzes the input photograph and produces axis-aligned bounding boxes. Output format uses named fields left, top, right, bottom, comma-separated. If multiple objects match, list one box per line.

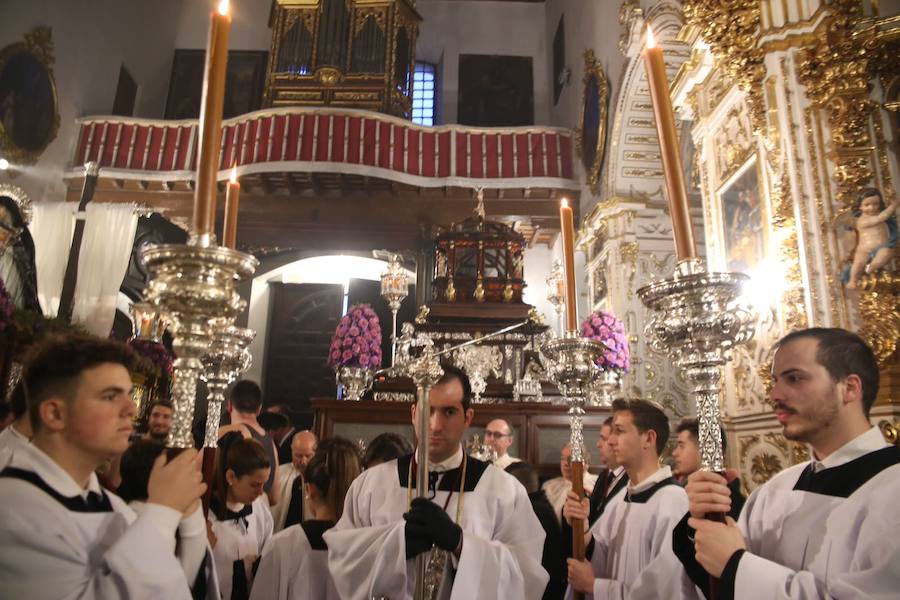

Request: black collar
left=396, top=453, right=489, bottom=492
left=793, top=446, right=900, bottom=498
left=300, top=519, right=335, bottom=551
left=625, top=476, right=678, bottom=504
left=0, top=466, right=113, bottom=513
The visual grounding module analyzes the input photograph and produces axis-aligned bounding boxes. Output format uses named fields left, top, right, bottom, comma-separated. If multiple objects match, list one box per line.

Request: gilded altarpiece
left=668, top=0, right=900, bottom=492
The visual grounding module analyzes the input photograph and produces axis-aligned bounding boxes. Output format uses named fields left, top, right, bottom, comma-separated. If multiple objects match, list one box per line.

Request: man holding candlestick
left=324, top=365, right=549, bottom=600
left=672, top=328, right=900, bottom=600
left=563, top=399, right=697, bottom=600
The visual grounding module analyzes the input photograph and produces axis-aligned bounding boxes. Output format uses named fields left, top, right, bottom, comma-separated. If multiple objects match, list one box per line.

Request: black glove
left=404, top=497, right=462, bottom=553
left=404, top=519, right=433, bottom=559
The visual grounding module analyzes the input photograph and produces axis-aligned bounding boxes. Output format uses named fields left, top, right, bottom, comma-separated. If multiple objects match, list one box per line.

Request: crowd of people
left=0, top=326, right=897, bottom=599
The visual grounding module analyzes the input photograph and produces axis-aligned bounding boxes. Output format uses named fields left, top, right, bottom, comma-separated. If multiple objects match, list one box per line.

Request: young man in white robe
left=673, top=327, right=900, bottom=599
left=325, top=364, right=549, bottom=600
left=564, top=399, right=699, bottom=600
left=0, top=335, right=207, bottom=599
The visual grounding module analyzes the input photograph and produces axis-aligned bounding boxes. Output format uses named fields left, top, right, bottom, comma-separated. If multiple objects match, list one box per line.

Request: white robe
left=250, top=520, right=340, bottom=600
left=0, top=422, right=29, bottom=468
left=567, top=466, right=697, bottom=600
left=269, top=463, right=311, bottom=533
left=209, top=495, right=273, bottom=600
left=130, top=500, right=214, bottom=596
left=542, top=473, right=598, bottom=524
left=493, top=452, right=521, bottom=470
left=0, top=442, right=192, bottom=599
left=674, top=426, right=900, bottom=600
left=324, top=451, right=549, bottom=600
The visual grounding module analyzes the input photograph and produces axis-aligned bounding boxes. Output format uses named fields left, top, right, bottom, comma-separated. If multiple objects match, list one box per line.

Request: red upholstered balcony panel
left=68, top=109, right=577, bottom=189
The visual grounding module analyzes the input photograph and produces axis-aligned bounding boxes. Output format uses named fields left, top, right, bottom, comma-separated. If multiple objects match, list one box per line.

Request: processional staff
left=57, top=161, right=99, bottom=322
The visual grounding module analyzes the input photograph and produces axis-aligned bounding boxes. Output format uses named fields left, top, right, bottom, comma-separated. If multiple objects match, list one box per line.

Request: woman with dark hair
left=118, top=440, right=214, bottom=598
left=362, top=432, right=412, bottom=469
left=250, top=437, right=361, bottom=600
left=209, top=432, right=273, bottom=600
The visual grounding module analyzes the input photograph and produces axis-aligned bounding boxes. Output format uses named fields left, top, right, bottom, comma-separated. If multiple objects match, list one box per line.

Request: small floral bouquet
left=127, top=338, right=175, bottom=379
left=327, top=304, right=383, bottom=370
left=580, top=309, right=630, bottom=372
left=0, top=279, right=12, bottom=332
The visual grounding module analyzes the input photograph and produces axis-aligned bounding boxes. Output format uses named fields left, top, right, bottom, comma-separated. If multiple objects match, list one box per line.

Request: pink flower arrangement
left=327, top=304, right=383, bottom=370
left=580, top=309, right=630, bottom=372
left=128, top=338, right=175, bottom=379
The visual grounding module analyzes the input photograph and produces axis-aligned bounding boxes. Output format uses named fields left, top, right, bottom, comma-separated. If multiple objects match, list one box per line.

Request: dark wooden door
left=264, top=282, right=344, bottom=416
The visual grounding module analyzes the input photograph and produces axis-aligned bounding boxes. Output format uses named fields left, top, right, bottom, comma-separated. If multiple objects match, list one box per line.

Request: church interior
left=0, top=0, right=898, bottom=496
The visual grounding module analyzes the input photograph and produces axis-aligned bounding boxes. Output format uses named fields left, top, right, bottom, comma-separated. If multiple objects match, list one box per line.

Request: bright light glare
left=738, top=257, right=787, bottom=312
left=646, top=26, right=657, bottom=49
left=217, top=0, right=229, bottom=16
left=0, top=158, right=8, bottom=170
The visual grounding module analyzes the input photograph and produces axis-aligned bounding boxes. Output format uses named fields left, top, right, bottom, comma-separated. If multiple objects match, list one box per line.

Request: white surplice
left=701, top=427, right=900, bottom=599
left=0, top=443, right=192, bottom=599
left=209, top=495, right=273, bottom=600
left=324, top=449, right=549, bottom=600
left=0, top=422, right=29, bottom=468
left=270, top=463, right=311, bottom=533
left=250, top=520, right=339, bottom=600
left=566, top=465, right=697, bottom=600
left=542, top=473, right=598, bottom=524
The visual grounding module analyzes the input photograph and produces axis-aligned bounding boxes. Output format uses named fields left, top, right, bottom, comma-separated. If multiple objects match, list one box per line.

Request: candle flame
left=646, top=25, right=656, bottom=49
left=218, top=0, right=229, bottom=16
left=561, top=198, right=569, bottom=209
left=230, top=166, right=238, bottom=184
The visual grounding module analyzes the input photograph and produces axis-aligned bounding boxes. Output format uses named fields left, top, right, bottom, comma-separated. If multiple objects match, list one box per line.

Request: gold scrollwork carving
left=575, top=49, right=610, bottom=196
left=856, top=272, right=900, bottom=365
left=682, top=1, right=766, bottom=133
left=0, top=27, right=60, bottom=165
left=795, top=2, right=882, bottom=208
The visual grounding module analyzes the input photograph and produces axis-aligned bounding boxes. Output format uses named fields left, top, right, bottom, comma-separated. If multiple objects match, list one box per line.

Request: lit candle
left=222, top=166, right=240, bottom=248
left=192, top=0, right=231, bottom=244
left=642, top=26, right=697, bottom=261
left=559, top=198, right=578, bottom=332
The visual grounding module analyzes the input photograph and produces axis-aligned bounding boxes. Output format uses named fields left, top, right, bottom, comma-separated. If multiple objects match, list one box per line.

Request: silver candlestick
left=637, top=259, right=754, bottom=472
left=140, top=243, right=258, bottom=448
left=201, top=325, right=255, bottom=447
left=541, top=331, right=605, bottom=596
left=381, top=253, right=409, bottom=366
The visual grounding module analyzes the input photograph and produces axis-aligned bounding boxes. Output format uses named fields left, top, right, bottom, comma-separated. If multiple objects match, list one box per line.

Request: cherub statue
left=843, top=187, right=898, bottom=289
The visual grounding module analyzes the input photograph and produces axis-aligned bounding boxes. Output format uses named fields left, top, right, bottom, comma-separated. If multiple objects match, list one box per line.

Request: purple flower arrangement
left=328, top=304, right=383, bottom=370
left=580, top=309, right=630, bottom=372
left=0, top=279, right=12, bottom=332
left=128, top=338, right=175, bottom=379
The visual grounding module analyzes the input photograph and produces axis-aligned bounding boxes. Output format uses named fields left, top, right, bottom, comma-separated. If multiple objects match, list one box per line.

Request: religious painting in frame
left=575, top=49, right=610, bottom=196
left=457, top=54, right=534, bottom=127
left=0, top=27, right=60, bottom=165
left=717, top=157, right=767, bottom=274
left=165, top=50, right=268, bottom=120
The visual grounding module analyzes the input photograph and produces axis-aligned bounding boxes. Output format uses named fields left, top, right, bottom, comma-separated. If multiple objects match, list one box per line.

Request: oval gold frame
left=575, top=49, right=610, bottom=196
left=0, top=27, right=60, bottom=166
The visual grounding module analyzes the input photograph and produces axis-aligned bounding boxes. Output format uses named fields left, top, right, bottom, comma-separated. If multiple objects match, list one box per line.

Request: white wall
left=416, top=0, right=550, bottom=125
left=174, top=0, right=273, bottom=51
left=543, top=0, right=629, bottom=214
left=0, top=0, right=184, bottom=202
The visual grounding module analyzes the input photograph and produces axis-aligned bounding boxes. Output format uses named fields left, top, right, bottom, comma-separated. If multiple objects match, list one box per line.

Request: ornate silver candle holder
left=140, top=243, right=258, bottom=448
left=637, top=259, right=754, bottom=472
left=380, top=253, right=409, bottom=365
left=540, top=333, right=606, bottom=465
left=586, top=369, right=623, bottom=407
left=201, top=325, right=255, bottom=447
